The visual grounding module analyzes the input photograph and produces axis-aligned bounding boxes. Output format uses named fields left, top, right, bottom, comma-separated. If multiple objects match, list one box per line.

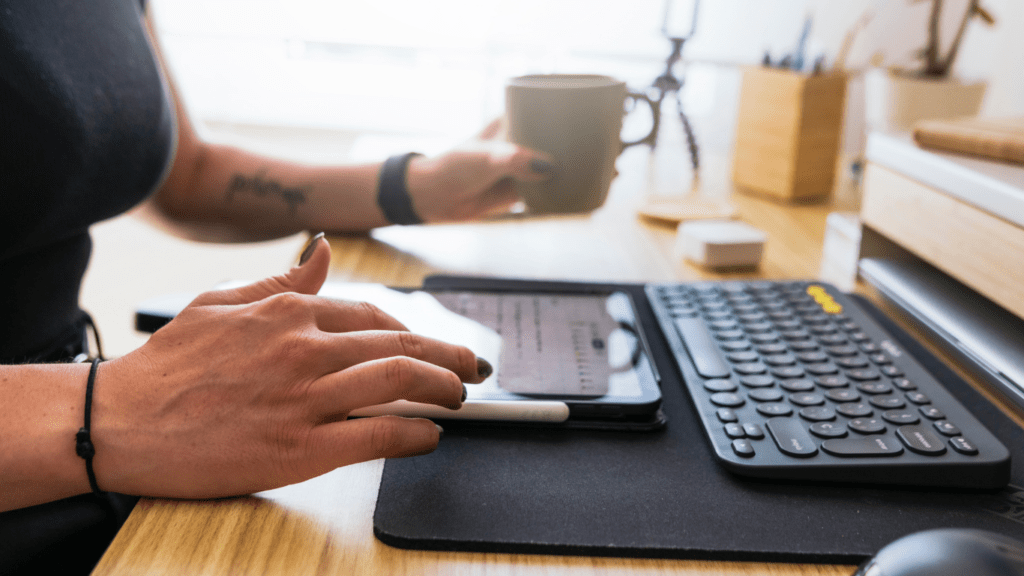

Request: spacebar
left=673, top=317, right=731, bottom=379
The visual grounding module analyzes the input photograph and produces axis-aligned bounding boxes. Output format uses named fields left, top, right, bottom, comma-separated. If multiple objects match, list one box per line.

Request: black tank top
left=0, top=0, right=174, bottom=360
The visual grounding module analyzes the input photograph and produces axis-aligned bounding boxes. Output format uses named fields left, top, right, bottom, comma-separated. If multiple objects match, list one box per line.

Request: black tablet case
left=374, top=277, right=1024, bottom=563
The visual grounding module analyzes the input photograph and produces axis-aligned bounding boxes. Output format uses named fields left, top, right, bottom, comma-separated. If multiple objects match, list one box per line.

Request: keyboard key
left=869, top=395, right=906, bottom=409
left=731, top=439, right=755, bottom=457
left=726, top=351, right=760, bottom=363
left=825, top=388, right=860, bottom=402
left=716, top=408, right=738, bottom=422
left=799, top=406, right=836, bottom=422
left=720, top=340, right=753, bottom=352
left=826, top=344, right=860, bottom=357
left=821, top=437, right=903, bottom=457
left=836, top=356, right=870, bottom=369
left=882, top=410, right=920, bottom=425
left=949, top=437, right=979, bottom=455
left=810, top=421, right=847, bottom=438
left=763, top=353, right=797, bottom=366
left=757, top=343, right=788, bottom=355
left=796, top=351, right=829, bottom=363
left=880, top=365, right=905, bottom=377
left=757, top=403, right=793, bottom=417
left=674, top=317, right=731, bottom=378
left=933, top=421, right=961, bottom=436
left=780, top=379, right=815, bottom=392
left=725, top=423, right=746, bottom=438
left=815, top=375, right=849, bottom=388
left=742, top=423, right=765, bottom=439
left=896, top=425, right=946, bottom=455
left=849, top=418, right=886, bottom=434
left=704, top=379, right=737, bottom=392
left=837, top=403, right=873, bottom=418
left=766, top=418, right=818, bottom=457
left=805, top=363, right=840, bottom=376
left=789, top=392, right=825, bottom=406
left=857, top=382, right=893, bottom=394
left=788, top=340, right=820, bottom=352
left=905, top=392, right=930, bottom=405
left=893, top=378, right=917, bottom=390
left=749, top=389, right=783, bottom=402
left=771, top=366, right=805, bottom=379
left=847, top=368, right=881, bottom=381
left=920, top=406, right=946, bottom=420
left=734, top=362, right=768, bottom=375
left=739, top=375, right=775, bottom=388
left=710, top=392, right=745, bottom=407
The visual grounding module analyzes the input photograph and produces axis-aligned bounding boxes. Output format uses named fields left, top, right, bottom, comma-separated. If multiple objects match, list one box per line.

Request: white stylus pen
left=350, top=399, right=571, bottom=423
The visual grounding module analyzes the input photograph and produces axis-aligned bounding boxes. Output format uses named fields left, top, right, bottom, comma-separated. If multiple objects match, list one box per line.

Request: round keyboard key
left=705, top=311, right=733, bottom=321
left=749, top=388, right=783, bottom=402
left=748, top=333, right=781, bottom=344
left=849, top=418, right=886, bottom=434
left=773, top=319, right=802, bottom=330
left=796, top=351, right=829, bottom=363
left=710, top=320, right=740, bottom=331
left=720, top=341, right=752, bottom=352
left=856, top=381, right=893, bottom=394
left=735, top=311, right=767, bottom=322
left=789, top=392, right=825, bottom=406
left=810, top=421, right=847, bottom=438
left=869, top=395, right=906, bottom=409
left=710, top=392, right=745, bottom=407
left=825, top=388, right=860, bottom=402
left=949, top=437, right=979, bottom=455
left=743, top=321, right=775, bottom=334
left=847, top=368, right=881, bottom=381
left=882, top=410, right=920, bottom=425
left=880, top=365, right=905, bottom=377
left=892, top=378, right=917, bottom=390
left=788, top=340, right=821, bottom=352
left=859, top=342, right=880, bottom=353
left=726, top=351, right=760, bottom=363
left=724, top=423, right=746, bottom=438
left=869, top=353, right=892, bottom=365
left=825, top=344, right=859, bottom=357
left=734, top=362, right=768, bottom=375
left=815, top=375, right=849, bottom=388
left=756, top=403, right=793, bottom=417
left=837, top=402, right=873, bottom=418
left=805, top=363, right=839, bottom=376
left=757, top=343, right=788, bottom=355
left=849, top=331, right=870, bottom=343
left=836, top=356, right=870, bottom=369
left=703, top=379, right=737, bottom=392
left=933, top=421, right=961, bottom=436
left=780, top=329, right=811, bottom=341
left=771, top=366, right=806, bottom=379
left=716, top=408, right=738, bottom=422
left=763, top=353, right=797, bottom=366
left=780, top=379, right=815, bottom=392
left=905, top=391, right=931, bottom=405
left=742, top=423, right=765, bottom=438
left=920, top=406, right=946, bottom=420
left=739, top=375, right=775, bottom=388
left=799, top=406, right=836, bottom=421
left=715, top=329, right=747, bottom=341
left=817, top=334, right=848, bottom=346
left=809, top=324, right=838, bottom=335
left=731, top=439, right=755, bottom=457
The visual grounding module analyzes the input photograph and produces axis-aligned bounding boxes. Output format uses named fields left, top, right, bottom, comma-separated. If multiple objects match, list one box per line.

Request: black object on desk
left=374, top=277, right=1024, bottom=563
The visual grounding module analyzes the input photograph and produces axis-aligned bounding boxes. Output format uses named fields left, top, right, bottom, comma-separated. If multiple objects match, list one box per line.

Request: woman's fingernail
left=476, top=357, right=493, bottom=379
left=529, top=158, right=554, bottom=174
left=435, top=424, right=445, bottom=439
left=461, top=384, right=468, bottom=403
left=299, top=232, right=325, bottom=266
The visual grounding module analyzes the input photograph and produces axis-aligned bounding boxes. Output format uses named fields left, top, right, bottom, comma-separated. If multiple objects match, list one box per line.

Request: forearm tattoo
left=226, top=170, right=309, bottom=216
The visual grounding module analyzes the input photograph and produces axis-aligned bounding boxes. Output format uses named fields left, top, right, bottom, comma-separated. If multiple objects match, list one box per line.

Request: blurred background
left=149, top=0, right=1024, bottom=162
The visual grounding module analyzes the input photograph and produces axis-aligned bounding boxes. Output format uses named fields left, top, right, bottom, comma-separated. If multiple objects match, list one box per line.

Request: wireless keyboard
left=646, top=280, right=1011, bottom=489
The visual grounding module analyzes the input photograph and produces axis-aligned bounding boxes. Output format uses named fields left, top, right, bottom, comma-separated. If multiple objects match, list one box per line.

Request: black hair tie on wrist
left=377, top=152, right=424, bottom=225
left=75, top=358, right=105, bottom=495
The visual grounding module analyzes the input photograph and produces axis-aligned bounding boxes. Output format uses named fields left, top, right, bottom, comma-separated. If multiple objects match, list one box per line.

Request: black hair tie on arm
left=377, top=152, right=424, bottom=225
left=75, top=358, right=105, bottom=495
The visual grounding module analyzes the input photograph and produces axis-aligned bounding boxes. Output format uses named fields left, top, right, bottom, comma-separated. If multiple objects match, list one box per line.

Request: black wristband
left=377, top=152, right=424, bottom=225
left=75, top=358, right=105, bottom=495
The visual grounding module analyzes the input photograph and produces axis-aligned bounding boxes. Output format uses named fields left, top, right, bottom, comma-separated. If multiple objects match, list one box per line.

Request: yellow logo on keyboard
left=806, top=285, right=843, bottom=314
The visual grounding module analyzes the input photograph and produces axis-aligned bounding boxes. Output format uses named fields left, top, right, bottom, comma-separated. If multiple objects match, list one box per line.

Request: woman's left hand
left=405, top=120, right=554, bottom=222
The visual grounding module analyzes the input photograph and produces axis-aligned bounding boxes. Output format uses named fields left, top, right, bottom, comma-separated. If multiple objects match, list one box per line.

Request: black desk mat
left=374, top=279, right=1024, bottom=563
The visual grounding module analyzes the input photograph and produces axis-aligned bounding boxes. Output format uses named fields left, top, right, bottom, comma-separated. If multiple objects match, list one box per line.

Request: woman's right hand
left=91, top=235, right=484, bottom=499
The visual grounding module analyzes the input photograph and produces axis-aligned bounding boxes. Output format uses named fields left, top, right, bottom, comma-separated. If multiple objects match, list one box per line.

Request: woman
left=0, top=0, right=552, bottom=573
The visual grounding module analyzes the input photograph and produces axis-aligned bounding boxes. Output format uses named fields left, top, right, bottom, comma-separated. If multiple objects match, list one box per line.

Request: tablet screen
left=432, top=291, right=648, bottom=398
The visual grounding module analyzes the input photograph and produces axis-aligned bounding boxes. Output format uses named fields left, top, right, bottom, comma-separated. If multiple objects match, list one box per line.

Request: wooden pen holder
left=731, top=66, right=846, bottom=202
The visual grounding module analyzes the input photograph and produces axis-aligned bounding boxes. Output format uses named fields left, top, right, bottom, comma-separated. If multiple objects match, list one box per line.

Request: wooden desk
left=92, top=147, right=860, bottom=576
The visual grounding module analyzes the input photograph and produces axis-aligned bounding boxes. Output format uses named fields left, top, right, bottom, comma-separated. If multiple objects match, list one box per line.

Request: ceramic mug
left=506, top=74, right=657, bottom=214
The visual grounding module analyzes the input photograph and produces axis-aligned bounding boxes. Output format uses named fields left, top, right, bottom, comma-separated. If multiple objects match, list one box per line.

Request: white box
left=675, top=220, right=767, bottom=269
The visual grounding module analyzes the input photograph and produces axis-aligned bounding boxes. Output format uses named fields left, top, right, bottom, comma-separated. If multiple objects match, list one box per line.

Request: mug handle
left=621, top=91, right=659, bottom=149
